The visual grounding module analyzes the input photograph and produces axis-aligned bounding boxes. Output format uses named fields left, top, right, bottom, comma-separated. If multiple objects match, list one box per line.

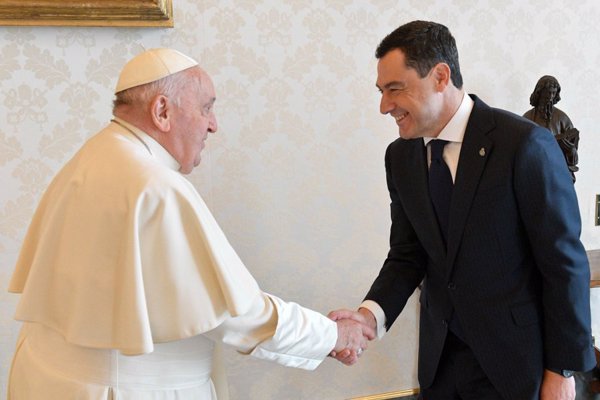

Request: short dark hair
left=375, top=20, right=463, bottom=89
left=529, top=75, right=561, bottom=106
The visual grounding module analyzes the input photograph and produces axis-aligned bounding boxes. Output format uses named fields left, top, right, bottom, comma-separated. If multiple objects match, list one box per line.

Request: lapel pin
left=479, top=147, right=486, bottom=157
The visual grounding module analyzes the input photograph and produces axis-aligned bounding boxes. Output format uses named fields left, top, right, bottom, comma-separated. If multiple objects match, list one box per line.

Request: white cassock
left=7, top=118, right=337, bottom=399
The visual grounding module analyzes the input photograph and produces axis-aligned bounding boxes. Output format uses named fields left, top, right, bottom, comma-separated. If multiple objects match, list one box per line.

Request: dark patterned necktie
left=429, top=140, right=453, bottom=244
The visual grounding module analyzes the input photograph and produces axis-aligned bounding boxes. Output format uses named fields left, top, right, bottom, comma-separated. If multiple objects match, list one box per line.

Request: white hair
left=112, top=67, right=202, bottom=111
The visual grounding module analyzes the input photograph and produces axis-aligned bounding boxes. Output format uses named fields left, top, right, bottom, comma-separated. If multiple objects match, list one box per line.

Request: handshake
left=328, top=308, right=377, bottom=366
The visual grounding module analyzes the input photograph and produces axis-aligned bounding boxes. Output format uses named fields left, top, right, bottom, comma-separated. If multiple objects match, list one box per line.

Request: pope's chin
left=193, top=153, right=204, bottom=168
left=178, top=159, right=199, bottom=175
left=185, top=148, right=205, bottom=172
left=179, top=165, right=193, bottom=174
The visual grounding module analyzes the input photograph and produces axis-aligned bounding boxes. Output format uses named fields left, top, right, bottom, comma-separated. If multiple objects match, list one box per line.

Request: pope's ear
left=150, top=94, right=171, bottom=132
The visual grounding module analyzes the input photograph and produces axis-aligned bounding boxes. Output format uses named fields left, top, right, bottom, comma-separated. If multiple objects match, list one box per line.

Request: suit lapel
left=446, top=96, right=495, bottom=277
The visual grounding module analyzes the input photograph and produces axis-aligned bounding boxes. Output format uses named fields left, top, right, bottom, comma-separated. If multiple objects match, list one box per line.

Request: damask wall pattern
left=1, top=1, right=599, bottom=398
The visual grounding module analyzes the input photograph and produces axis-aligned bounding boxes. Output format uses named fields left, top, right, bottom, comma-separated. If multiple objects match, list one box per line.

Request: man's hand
left=329, top=308, right=377, bottom=333
left=328, top=308, right=376, bottom=366
left=540, top=369, right=576, bottom=400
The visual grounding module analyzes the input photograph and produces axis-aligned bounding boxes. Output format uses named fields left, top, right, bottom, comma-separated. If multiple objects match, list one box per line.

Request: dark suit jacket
left=365, top=95, right=596, bottom=399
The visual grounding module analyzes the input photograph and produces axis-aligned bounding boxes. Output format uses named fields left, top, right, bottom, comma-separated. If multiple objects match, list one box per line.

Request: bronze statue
left=523, top=75, right=580, bottom=182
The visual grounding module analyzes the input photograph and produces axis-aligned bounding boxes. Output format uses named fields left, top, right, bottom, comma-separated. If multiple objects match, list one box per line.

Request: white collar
left=423, top=92, right=474, bottom=146
left=112, top=116, right=181, bottom=172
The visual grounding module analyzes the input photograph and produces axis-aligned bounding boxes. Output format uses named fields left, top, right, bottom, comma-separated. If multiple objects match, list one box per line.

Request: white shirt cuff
left=359, top=300, right=386, bottom=340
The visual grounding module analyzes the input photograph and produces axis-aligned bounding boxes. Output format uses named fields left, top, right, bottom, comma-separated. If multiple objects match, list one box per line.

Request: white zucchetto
left=115, top=48, right=199, bottom=93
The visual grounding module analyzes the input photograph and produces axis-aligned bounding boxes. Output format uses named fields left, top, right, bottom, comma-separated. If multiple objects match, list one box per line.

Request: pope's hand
left=328, top=309, right=376, bottom=366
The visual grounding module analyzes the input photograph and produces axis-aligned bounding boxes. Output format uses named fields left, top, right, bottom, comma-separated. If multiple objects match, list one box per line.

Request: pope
left=7, top=48, right=373, bottom=399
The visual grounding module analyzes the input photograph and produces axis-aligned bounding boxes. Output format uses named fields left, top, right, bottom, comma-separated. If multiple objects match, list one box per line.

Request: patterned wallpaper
left=1, top=0, right=599, bottom=398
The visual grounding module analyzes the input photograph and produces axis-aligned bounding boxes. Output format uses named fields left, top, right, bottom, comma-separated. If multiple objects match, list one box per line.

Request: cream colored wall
left=1, top=1, right=599, bottom=398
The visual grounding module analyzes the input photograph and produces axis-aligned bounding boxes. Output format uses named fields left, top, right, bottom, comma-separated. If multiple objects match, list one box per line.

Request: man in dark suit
left=330, top=21, right=596, bottom=400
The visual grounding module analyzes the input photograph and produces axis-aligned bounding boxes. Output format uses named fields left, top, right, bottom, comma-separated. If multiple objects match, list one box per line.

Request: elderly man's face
left=170, top=69, right=218, bottom=174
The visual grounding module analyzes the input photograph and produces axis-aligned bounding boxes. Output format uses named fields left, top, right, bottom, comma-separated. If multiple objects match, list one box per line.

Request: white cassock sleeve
left=9, top=124, right=338, bottom=369
left=205, top=293, right=337, bottom=370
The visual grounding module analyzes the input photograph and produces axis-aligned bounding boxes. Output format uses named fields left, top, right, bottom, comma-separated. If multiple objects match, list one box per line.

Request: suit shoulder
left=473, top=100, right=549, bottom=145
left=471, top=94, right=540, bottom=134
left=485, top=106, right=559, bottom=157
left=492, top=106, right=540, bottom=132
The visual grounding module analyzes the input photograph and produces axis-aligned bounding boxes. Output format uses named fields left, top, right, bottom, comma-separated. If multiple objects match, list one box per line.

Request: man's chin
left=398, top=130, right=416, bottom=140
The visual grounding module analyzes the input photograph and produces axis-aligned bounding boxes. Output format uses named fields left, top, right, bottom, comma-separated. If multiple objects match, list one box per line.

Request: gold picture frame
left=0, top=0, right=173, bottom=27
left=349, top=388, right=420, bottom=400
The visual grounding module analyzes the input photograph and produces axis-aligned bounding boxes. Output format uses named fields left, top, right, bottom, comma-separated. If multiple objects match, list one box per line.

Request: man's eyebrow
left=376, top=81, right=404, bottom=91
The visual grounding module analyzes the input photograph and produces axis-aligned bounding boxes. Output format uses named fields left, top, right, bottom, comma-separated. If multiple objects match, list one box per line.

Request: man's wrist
left=358, top=300, right=386, bottom=339
left=357, top=307, right=376, bottom=330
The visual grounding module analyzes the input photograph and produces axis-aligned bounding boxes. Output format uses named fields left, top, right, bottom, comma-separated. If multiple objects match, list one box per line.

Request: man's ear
left=432, top=63, right=451, bottom=91
left=150, top=94, right=171, bottom=132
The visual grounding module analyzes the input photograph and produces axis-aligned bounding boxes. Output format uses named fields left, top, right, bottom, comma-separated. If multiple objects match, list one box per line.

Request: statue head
left=529, top=75, right=561, bottom=107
